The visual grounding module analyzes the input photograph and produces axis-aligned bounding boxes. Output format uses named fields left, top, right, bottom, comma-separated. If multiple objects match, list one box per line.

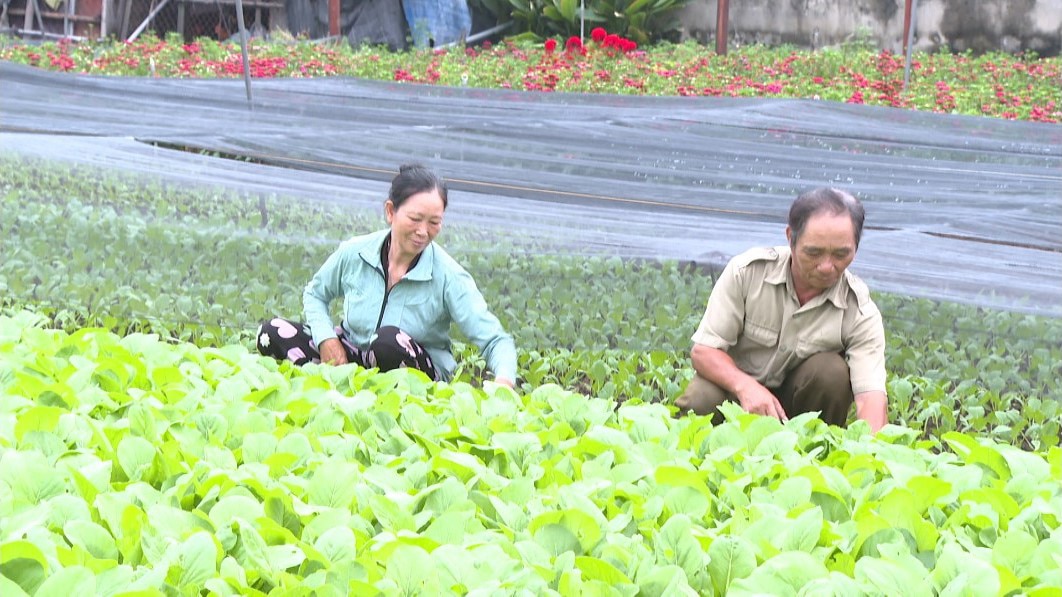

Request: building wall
left=677, top=0, right=1062, bottom=56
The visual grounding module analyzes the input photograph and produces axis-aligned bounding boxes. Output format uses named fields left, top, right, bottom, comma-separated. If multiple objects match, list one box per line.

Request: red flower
left=544, top=39, right=557, bottom=53
left=566, top=36, right=582, bottom=51
left=591, top=27, right=607, bottom=42
left=604, top=34, right=620, bottom=48
left=482, top=40, right=492, bottom=50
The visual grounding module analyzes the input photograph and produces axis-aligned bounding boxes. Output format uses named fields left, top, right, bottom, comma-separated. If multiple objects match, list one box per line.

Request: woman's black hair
left=389, top=164, right=448, bottom=209
left=788, top=187, right=865, bottom=248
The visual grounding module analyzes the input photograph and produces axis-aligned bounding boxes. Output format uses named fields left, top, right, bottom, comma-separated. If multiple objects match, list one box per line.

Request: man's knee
left=798, top=352, right=850, bottom=390
left=675, top=374, right=731, bottom=423
left=786, top=352, right=853, bottom=425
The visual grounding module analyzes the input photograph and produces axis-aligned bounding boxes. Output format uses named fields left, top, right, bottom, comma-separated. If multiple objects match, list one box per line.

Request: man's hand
left=736, top=382, right=788, bottom=422
left=319, top=338, right=348, bottom=365
left=854, top=391, right=887, bottom=433
left=692, top=344, right=788, bottom=422
left=495, top=377, right=515, bottom=389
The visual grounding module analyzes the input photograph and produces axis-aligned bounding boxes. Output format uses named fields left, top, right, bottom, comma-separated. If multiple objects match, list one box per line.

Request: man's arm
left=692, top=344, right=788, bottom=422
left=854, top=390, right=887, bottom=433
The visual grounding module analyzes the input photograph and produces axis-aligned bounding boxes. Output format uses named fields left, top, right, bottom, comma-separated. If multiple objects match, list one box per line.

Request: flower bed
left=1, top=32, right=1058, bottom=122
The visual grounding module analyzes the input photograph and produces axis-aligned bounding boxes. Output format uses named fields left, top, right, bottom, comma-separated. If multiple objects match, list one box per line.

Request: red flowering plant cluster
left=1, top=32, right=1058, bottom=122
left=524, top=28, right=646, bottom=92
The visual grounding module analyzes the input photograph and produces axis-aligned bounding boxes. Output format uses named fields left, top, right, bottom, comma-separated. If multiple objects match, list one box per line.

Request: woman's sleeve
left=445, top=269, right=518, bottom=382
left=303, top=248, right=346, bottom=347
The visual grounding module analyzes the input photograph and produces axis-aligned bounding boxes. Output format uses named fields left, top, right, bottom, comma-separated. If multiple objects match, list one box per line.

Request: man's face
left=786, top=211, right=857, bottom=295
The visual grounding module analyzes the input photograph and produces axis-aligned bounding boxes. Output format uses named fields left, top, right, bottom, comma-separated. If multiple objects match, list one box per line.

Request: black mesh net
left=2, top=61, right=1060, bottom=358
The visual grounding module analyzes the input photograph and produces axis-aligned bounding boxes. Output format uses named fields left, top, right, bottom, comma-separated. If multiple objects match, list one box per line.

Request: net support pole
left=715, top=0, right=730, bottom=55
left=903, top=0, right=917, bottom=93
left=580, top=0, right=584, bottom=43
left=234, top=0, right=253, bottom=106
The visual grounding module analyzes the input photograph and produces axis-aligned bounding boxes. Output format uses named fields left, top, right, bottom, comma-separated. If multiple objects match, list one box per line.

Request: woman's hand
left=319, top=338, right=348, bottom=365
left=495, top=377, right=515, bottom=389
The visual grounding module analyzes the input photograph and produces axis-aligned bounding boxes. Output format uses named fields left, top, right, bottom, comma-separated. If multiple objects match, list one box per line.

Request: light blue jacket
left=303, top=229, right=517, bottom=381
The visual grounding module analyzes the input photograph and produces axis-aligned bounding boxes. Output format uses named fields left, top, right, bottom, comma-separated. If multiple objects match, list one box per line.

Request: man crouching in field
left=676, top=188, right=888, bottom=432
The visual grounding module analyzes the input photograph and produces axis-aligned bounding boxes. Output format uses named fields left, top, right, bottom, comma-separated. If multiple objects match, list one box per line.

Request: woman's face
left=385, top=188, right=445, bottom=259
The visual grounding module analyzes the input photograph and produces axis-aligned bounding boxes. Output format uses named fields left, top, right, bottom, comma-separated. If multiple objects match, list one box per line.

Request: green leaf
left=929, top=542, right=1000, bottom=595
left=728, top=551, right=829, bottom=595
left=307, top=462, right=360, bottom=508
left=116, top=435, right=157, bottom=482
left=177, top=532, right=219, bottom=588
left=653, top=465, right=708, bottom=490
left=855, top=556, right=931, bottom=596
left=32, top=565, right=95, bottom=595
left=533, top=524, right=582, bottom=557
left=266, top=544, right=306, bottom=573
left=314, top=526, right=357, bottom=565
left=575, top=555, right=632, bottom=585
left=384, top=544, right=433, bottom=595
left=942, top=432, right=1011, bottom=480
left=779, top=507, right=823, bottom=553
left=655, top=515, right=707, bottom=590
left=991, top=529, right=1038, bottom=582
left=368, top=492, right=416, bottom=532
left=707, top=535, right=756, bottom=593
left=529, top=509, right=603, bottom=555
left=209, top=494, right=265, bottom=528
left=126, top=401, right=156, bottom=439
left=63, top=520, right=119, bottom=561
left=663, top=486, right=710, bottom=519
left=241, top=432, right=278, bottom=464
left=14, top=405, right=63, bottom=442
left=0, top=574, right=30, bottom=597
left=636, top=564, right=696, bottom=596
left=0, top=541, right=49, bottom=594
left=423, top=510, right=476, bottom=545
left=0, top=451, right=65, bottom=505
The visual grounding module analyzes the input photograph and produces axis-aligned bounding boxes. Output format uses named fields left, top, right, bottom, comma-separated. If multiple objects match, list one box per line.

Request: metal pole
left=580, top=0, right=584, bottom=43
left=902, top=0, right=912, bottom=54
left=903, top=0, right=917, bottom=92
left=234, top=0, right=253, bottom=105
left=716, top=0, right=730, bottom=55
left=328, top=0, right=339, bottom=37
left=127, top=0, right=171, bottom=42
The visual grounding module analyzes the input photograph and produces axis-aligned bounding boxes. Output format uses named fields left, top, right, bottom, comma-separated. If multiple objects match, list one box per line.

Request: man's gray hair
left=788, top=188, right=866, bottom=248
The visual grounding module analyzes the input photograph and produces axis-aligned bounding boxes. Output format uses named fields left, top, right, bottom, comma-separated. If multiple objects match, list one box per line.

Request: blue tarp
left=403, top=0, right=471, bottom=47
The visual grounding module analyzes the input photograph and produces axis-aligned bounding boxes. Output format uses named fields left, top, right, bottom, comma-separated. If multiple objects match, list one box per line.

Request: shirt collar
left=359, top=230, right=434, bottom=280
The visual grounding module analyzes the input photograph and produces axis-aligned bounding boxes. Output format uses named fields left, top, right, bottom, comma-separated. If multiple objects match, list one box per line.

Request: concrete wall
left=677, top=0, right=1062, bottom=56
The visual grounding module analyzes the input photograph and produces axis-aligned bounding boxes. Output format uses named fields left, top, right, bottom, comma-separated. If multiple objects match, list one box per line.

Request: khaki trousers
left=675, top=352, right=854, bottom=426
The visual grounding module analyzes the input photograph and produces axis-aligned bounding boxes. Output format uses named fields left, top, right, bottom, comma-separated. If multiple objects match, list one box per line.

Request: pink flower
left=544, top=39, right=557, bottom=53
left=591, top=27, right=607, bottom=43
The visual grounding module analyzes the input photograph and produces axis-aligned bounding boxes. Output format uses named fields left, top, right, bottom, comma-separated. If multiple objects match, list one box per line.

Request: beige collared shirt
left=691, top=246, right=886, bottom=394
